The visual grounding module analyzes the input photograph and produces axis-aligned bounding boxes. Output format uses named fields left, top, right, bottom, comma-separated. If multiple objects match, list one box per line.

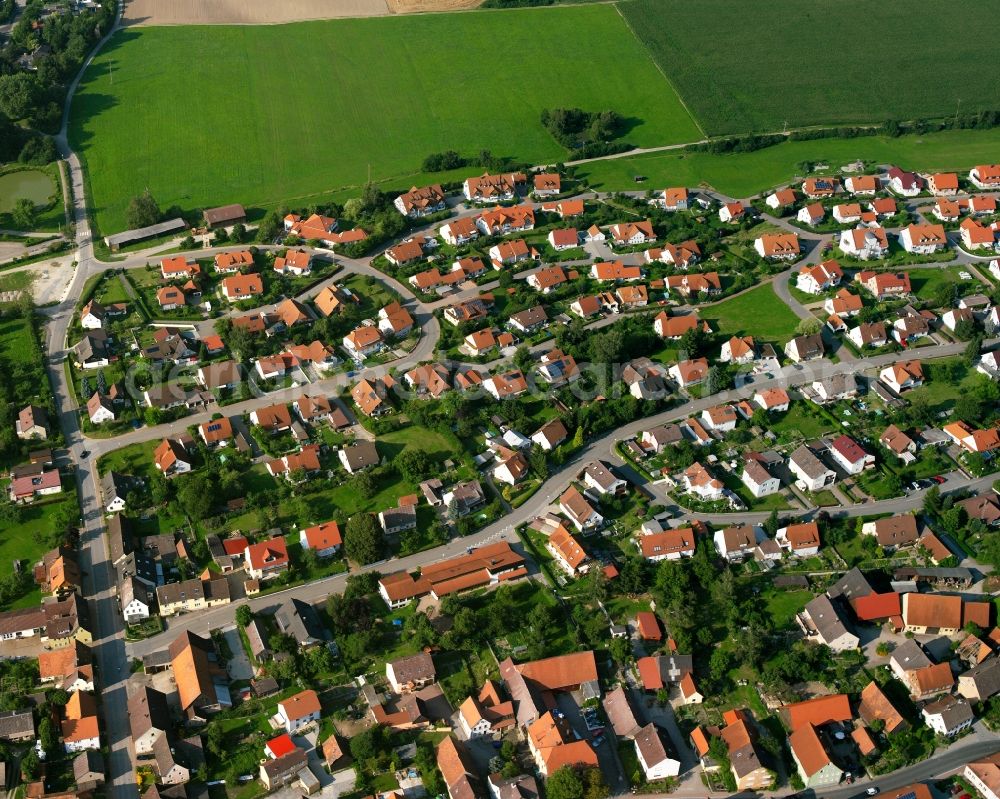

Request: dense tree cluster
left=125, top=189, right=161, bottom=230
left=542, top=108, right=628, bottom=150
left=343, top=512, right=385, bottom=565
left=0, top=0, right=115, bottom=135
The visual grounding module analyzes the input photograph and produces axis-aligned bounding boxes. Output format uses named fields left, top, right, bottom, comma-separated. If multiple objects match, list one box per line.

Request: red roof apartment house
left=438, top=216, right=479, bottom=246
left=273, top=249, right=312, bottom=276
left=462, top=172, right=526, bottom=203
left=275, top=689, right=321, bottom=734
left=839, top=226, right=889, bottom=260
left=828, top=434, right=875, bottom=475
left=802, top=177, right=840, bottom=198
left=856, top=270, right=911, bottom=299
left=299, top=522, right=342, bottom=558
left=776, top=522, right=821, bottom=557
left=394, top=184, right=446, bottom=217
left=969, top=164, right=1000, bottom=190
left=476, top=205, right=535, bottom=236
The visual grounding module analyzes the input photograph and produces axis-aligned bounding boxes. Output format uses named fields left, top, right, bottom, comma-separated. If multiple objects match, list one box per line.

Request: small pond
left=0, top=169, right=56, bottom=212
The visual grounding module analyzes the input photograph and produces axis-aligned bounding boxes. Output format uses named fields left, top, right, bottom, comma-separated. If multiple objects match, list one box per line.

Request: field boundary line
left=613, top=1, right=706, bottom=138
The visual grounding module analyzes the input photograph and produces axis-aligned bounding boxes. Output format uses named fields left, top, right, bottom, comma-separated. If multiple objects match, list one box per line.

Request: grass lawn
left=70, top=5, right=700, bottom=235
left=909, top=266, right=983, bottom=303
left=836, top=533, right=871, bottom=569
left=905, top=358, right=982, bottom=416
left=760, top=586, right=812, bottom=630
left=470, top=580, right=577, bottom=659
left=701, top=283, right=800, bottom=342
left=618, top=0, right=1000, bottom=135
left=856, top=468, right=901, bottom=501
left=341, top=273, right=396, bottom=314
left=603, top=594, right=651, bottom=625
left=767, top=403, right=837, bottom=441
left=576, top=128, right=1000, bottom=198
left=270, top=423, right=469, bottom=523
left=0, top=485, right=79, bottom=610
left=0, top=313, right=40, bottom=358
left=0, top=314, right=56, bottom=467
left=97, top=440, right=157, bottom=480
left=808, top=489, right=839, bottom=507
left=95, top=274, right=132, bottom=305
left=377, top=424, right=467, bottom=464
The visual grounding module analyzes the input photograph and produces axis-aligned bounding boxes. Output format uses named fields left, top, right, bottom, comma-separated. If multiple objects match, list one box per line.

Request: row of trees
left=420, top=147, right=522, bottom=176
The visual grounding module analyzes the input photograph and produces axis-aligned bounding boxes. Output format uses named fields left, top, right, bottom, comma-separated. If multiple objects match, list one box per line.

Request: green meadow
left=69, top=6, right=701, bottom=234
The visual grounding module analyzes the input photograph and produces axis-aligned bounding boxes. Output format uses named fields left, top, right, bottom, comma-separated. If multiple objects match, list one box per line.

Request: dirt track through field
left=123, top=0, right=483, bottom=23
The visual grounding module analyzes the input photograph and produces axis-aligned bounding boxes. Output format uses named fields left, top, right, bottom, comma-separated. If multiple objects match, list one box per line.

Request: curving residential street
left=20, top=16, right=1000, bottom=796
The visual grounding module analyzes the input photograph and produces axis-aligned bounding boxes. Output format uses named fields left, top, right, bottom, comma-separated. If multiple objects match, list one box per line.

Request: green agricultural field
left=577, top=128, right=1000, bottom=198
left=69, top=6, right=701, bottom=235
left=618, top=0, right=1000, bottom=135
left=701, top=283, right=800, bottom=342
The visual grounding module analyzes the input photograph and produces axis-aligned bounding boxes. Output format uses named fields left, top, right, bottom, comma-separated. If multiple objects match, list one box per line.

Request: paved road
left=625, top=731, right=1000, bottom=799
left=39, top=4, right=140, bottom=798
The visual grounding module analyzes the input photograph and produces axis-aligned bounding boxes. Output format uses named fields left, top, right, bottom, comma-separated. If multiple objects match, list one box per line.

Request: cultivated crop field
left=70, top=6, right=701, bottom=234
left=618, top=0, right=1000, bottom=135
left=124, top=0, right=391, bottom=25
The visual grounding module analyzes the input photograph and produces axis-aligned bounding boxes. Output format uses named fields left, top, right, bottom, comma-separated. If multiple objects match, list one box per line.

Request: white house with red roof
left=899, top=223, right=947, bottom=255
left=829, top=435, right=874, bottom=475
left=10, top=467, right=61, bottom=503
left=275, top=689, right=321, bottom=734
left=299, top=522, right=342, bottom=558
left=796, top=261, right=844, bottom=295
left=343, top=326, right=383, bottom=358
left=797, top=203, right=825, bottom=226
left=245, top=538, right=290, bottom=581
left=839, top=227, right=889, bottom=259
left=718, top=202, right=746, bottom=223
left=609, top=220, right=656, bottom=246
left=439, top=217, right=479, bottom=246
left=969, top=165, right=1000, bottom=190
left=547, top=228, right=579, bottom=251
